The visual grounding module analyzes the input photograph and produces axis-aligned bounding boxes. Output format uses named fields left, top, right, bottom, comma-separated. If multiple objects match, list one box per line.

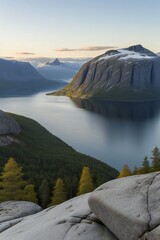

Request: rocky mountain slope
left=0, top=111, right=21, bottom=146
left=1, top=172, right=160, bottom=239
left=0, top=58, right=44, bottom=82
left=53, top=45, right=160, bottom=101
left=0, top=111, right=20, bottom=135
left=0, top=58, right=59, bottom=96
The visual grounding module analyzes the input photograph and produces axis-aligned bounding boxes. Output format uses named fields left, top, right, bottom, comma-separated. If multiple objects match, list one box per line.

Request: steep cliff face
left=54, top=45, right=160, bottom=101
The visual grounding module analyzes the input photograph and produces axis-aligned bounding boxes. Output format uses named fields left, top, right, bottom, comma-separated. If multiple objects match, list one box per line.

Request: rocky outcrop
left=1, top=172, right=160, bottom=239
left=53, top=45, right=160, bottom=100
left=0, top=111, right=21, bottom=135
left=0, top=194, right=117, bottom=240
left=0, top=111, right=21, bottom=146
left=88, top=172, right=160, bottom=240
left=0, top=201, right=42, bottom=233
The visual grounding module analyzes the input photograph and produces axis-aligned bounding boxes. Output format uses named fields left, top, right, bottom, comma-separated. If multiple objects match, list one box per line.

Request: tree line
left=118, top=146, right=160, bottom=178
left=0, top=158, right=94, bottom=208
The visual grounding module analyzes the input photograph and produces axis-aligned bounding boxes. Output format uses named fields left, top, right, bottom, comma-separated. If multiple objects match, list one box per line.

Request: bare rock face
left=0, top=111, right=21, bottom=135
left=54, top=45, right=160, bottom=100
left=1, top=173, right=160, bottom=239
left=0, top=201, right=42, bottom=233
left=0, top=194, right=117, bottom=240
left=88, top=172, right=160, bottom=240
left=0, top=111, right=21, bottom=146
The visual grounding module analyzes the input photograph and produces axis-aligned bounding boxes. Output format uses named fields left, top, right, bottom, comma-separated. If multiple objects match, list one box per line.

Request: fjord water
left=0, top=92, right=160, bottom=170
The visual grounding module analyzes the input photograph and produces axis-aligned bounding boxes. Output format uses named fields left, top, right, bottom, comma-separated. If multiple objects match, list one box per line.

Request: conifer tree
left=139, top=156, right=150, bottom=174
left=50, top=178, right=66, bottom=206
left=24, top=184, right=37, bottom=203
left=77, top=166, right=94, bottom=196
left=151, top=147, right=160, bottom=171
left=118, top=164, right=131, bottom=178
left=0, top=157, right=27, bottom=202
left=39, top=179, right=50, bottom=208
left=71, top=175, right=79, bottom=197
left=132, top=166, right=139, bottom=175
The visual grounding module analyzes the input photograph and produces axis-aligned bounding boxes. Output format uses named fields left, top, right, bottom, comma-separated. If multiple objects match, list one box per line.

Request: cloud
left=18, top=57, right=92, bottom=67
left=1, top=56, right=15, bottom=59
left=56, top=46, right=117, bottom=52
left=18, top=52, right=36, bottom=55
left=21, top=57, right=52, bottom=62
left=18, top=57, right=52, bottom=67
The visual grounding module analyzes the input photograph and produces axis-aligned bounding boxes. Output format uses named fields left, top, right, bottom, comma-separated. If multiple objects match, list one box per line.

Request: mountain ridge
left=52, top=45, right=160, bottom=101
left=45, top=58, right=63, bottom=66
left=0, top=58, right=61, bottom=96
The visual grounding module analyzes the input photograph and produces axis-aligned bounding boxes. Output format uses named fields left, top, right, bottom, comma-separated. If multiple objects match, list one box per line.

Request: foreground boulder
left=1, top=172, right=160, bottom=239
left=0, top=201, right=42, bottom=233
left=53, top=45, right=160, bottom=101
left=89, top=172, right=160, bottom=240
left=0, top=194, right=117, bottom=240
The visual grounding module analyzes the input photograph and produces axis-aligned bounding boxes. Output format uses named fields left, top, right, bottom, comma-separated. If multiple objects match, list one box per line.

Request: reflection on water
left=71, top=98, right=160, bottom=121
left=0, top=93, right=160, bottom=171
left=70, top=97, right=160, bottom=170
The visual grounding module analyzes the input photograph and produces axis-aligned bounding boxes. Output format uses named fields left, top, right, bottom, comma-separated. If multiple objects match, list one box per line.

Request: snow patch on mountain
left=98, top=49, right=155, bottom=62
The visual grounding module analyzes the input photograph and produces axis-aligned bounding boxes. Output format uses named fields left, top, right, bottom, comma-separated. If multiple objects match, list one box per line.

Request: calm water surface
left=1, top=91, right=160, bottom=170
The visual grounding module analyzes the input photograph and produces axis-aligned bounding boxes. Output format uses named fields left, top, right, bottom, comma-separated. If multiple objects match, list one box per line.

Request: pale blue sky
left=0, top=0, right=160, bottom=59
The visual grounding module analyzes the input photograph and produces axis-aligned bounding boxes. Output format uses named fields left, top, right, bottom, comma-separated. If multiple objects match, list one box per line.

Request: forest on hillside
left=0, top=114, right=118, bottom=207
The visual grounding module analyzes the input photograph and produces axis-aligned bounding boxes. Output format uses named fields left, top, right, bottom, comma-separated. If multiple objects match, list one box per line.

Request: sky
left=0, top=0, right=160, bottom=61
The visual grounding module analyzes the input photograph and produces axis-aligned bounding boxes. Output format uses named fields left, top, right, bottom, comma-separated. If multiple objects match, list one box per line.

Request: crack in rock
left=141, top=172, right=160, bottom=239
left=0, top=218, right=23, bottom=233
left=63, top=212, right=92, bottom=240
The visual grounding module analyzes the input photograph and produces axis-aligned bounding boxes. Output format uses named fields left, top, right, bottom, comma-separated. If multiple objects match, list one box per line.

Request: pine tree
left=50, top=178, right=66, bottom=206
left=118, top=165, right=131, bottom=178
left=24, top=184, right=37, bottom=203
left=71, top=175, right=79, bottom=197
left=132, top=166, right=139, bottom=175
left=139, top=156, right=150, bottom=174
left=39, top=179, right=50, bottom=208
left=151, top=147, right=160, bottom=171
left=77, top=166, right=94, bottom=196
left=0, top=157, right=27, bottom=202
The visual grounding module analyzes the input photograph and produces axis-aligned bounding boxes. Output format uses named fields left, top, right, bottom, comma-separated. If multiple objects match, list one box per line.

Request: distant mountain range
left=0, top=58, right=63, bottom=96
left=52, top=45, right=160, bottom=101
left=45, top=58, right=63, bottom=66
left=36, top=58, right=89, bottom=81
